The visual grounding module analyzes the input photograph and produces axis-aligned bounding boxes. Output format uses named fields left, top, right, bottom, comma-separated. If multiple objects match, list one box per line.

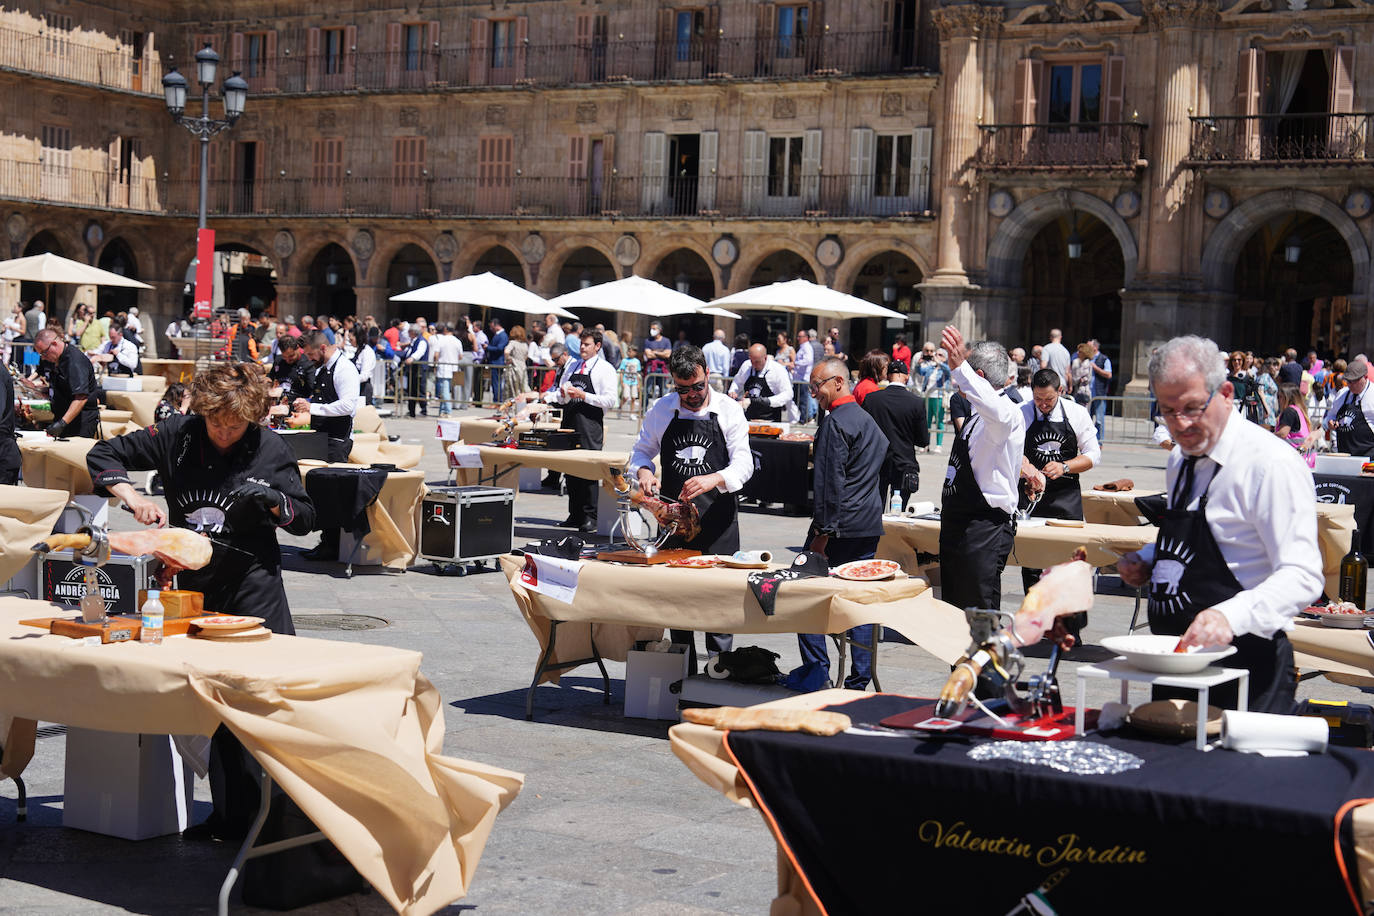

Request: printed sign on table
left=435, top=419, right=462, bottom=442
left=446, top=443, right=485, bottom=468
left=519, top=553, right=583, bottom=604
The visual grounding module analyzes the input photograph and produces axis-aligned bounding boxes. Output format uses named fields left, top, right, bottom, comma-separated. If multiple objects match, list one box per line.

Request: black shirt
left=47, top=343, right=100, bottom=432
left=861, top=384, right=930, bottom=483
left=270, top=355, right=316, bottom=398
left=949, top=390, right=971, bottom=423
left=1278, top=406, right=1301, bottom=431
left=1279, top=362, right=1303, bottom=385
left=812, top=399, right=888, bottom=539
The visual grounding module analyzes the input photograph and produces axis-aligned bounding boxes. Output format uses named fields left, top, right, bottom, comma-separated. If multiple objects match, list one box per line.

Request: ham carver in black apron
left=1326, top=359, right=1374, bottom=456
left=630, top=345, right=754, bottom=671
left=550, top=330, right=619, bottom=533
left=730, top=344, right=791, bottom=422
left=297, top=331, right=361, bottom=561
left=1119, top=335, right=1325, bottom=715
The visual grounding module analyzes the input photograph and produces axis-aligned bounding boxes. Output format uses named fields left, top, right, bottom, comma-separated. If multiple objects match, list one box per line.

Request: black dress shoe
left=559, top=516, right=582, bottom=528
left=301, top=544, right=335, bottom=561
left=577, top=521, right=597, bottom=535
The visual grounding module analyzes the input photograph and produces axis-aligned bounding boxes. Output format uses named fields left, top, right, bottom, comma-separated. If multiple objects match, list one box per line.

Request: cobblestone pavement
left=1, top=410, right=1363, bottom=914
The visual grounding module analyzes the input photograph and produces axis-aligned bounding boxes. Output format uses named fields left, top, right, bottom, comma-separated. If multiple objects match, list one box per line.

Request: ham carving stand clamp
left=606, top=467, right=683, bottom=556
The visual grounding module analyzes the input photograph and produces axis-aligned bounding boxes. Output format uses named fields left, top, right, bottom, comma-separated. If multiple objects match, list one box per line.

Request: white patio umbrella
left=708, top=278, right=906, bottom=322
left=545, top=275, right=713, bottom=319
left=0, top=252, right=154, bottom=289
left=390, top=271, right=575, bottom=319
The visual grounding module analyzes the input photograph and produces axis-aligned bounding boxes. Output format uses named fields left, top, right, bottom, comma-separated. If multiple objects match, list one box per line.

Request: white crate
left=101, top=376, right=143, bottom=392
left=63, top=729, right=194, bottom=840
left=624, top=646, right=688, bottom=720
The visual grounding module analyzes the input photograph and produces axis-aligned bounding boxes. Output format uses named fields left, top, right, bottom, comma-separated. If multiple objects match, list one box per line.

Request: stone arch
left=834, top=237, right=933, bottom=292
left=985, top=189, right=1139, bottom=288
left=639, top=236, right=719, bottom=284
left=453, top=237, right=528, bottom=286
left=1200, top=189, right=1370, bottom=296
left=293, top=237, right=359, bottom=287
left=372, top=233, right=439, bottom=279
left=544, top=235, right=618, bottom=279
left=21, top=226, right=79, bottom=258
left=733, top=242, right=820, bottom=288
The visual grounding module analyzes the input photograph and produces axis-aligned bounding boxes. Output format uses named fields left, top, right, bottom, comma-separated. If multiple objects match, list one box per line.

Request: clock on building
left=815, top=236, right=844, bottom=268
left=1345, top=189, right=1373, bottom=220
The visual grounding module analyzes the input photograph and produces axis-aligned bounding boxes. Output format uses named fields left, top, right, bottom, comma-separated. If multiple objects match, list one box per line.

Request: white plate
left=1310, top=610, right=1372, bottom=629
left=192, top=615, right=266, bottom=632
left=832, top=560, right=901, bottom=581
left=718, top=559, right=769, bottom=569
left=1100, top=634, right=1238, bottom=674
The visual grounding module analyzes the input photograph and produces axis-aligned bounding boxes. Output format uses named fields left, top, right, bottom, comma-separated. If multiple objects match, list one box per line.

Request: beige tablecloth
left=141, top=358, right=195, bottom=385
left=349, top=432, right=424, bottom=469
left=19, top=436, right=97, bottom=495
left=105, top=389, right=163, bottom=427
left=354, top=404, right=387, bottom=435
left=498, top=555, right=970, bottom=684
left=457, top=446, right=631, bottom=493
left=1082, top=489, right=1161, bottom=526
left=878, top=517, right=1156, bottom=572
left=0, top=484, right=69, bottom=582
left=299, top=461, right=426, bottom=569
left=0, top=598, right=522, bottom=916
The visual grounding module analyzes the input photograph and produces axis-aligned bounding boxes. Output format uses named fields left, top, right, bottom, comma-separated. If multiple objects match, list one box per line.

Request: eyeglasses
left=1157, top=390, right=1215, bottom=421
left=808, top=375, right=843, bottom=393
left=33, top=340, right=54, bottom=358
left=673, top=380, right=707, bottom=396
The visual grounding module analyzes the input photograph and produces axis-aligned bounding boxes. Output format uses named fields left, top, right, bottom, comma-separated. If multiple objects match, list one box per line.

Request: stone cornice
left=932, top=4, right=1006, bottom=39
left=1142, top=0, right=1223, bottom=27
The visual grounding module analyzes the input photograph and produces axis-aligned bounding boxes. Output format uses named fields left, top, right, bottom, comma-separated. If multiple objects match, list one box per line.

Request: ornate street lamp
left=162, top=44, right=249, bottom=231
left=1066, top=211, right=1083, bottom=260
left=1284, top=234, right=1302, bottom=264
left=579, top=270, right=593, bottom=290
left=674, top=272, right=690, bottom=294
left=881, top=274, right=897, bottom=305
left=405, top=269, right=419, bottom=288
left=325, top=264, right=341, bottom=287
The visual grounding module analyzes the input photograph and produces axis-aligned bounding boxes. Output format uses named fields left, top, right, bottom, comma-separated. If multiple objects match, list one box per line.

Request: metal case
left=40, top=549, right=162, bottom=617
left=420, top=486, right=515, bottom=572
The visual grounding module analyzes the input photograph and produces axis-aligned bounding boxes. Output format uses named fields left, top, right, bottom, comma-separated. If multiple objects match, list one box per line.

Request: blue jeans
left=797, top=535, right=880, bottom=690
left=436, top=377, right=453, bottom=414
left=489, top=364, right=504, bottom=403
left=795, top=383, right=815, bottom=422
left=1092, top=395, right=1107, bottom=441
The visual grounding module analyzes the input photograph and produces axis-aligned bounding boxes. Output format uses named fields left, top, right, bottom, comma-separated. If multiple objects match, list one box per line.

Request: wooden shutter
left=262, top=31, right=277, bottom=89
left=231, top=32, right=244, bottom=74
left=393, top=136, right=427, bottom=212
left=344, top=25, right=358, bottom=86
left=386, top=22, right=403, bottom=87
left=108, top=136, right=124, bottom=207
left=655, top=8, right=674, bottom=78
left=1330, top=45, right=1356, bottom=154
left=704, top=6, right=721, bottom=73
left=426, top=20, right=440, bottom=83
left=129, top=138, right=145, bottom=208
left=911, top=125, right=932, bottom=211
left=1237, top=48, right=1264, bottom=159
left=1103, top=54, right=1126, bottom=154
left=641, top=131, right=666, bottom=213
left=848, top=127, right=874, bottom=211
left=253, top=141, right=266, bottom=210
left=698, top=130, right=719, bottom=208
left=469, top=18, right=489, bottom=85
left=568, top=135, right=587, bottom=214
left=514, top=17, right=528, bottom=80
left=800, top=128, right=822, bottom=207
left=312, top=138, right=343, bottom=212
left=306, top=27, right=321, bottom=90
left=1013, top=58, right=1044, bottom=123
left=477, top=134, right=512, bottom=213
left=742, top=129, right=767, bottom=210
left=805, top=0, right=825, bottom=71
left=755, top=3, right=776, bottom=75
left=575, top=13, right=593, bottom=81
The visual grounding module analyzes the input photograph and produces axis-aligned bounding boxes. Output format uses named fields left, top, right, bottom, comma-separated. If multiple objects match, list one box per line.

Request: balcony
left=0, top=161, right=934, bottom=222
left=1186, top=113, right=1374, bottom=166
left=0, top=25, right=161, bottom=94
left=253, top=29, right=936, bottom=94
left=975, top=123, right=1148, bottom=173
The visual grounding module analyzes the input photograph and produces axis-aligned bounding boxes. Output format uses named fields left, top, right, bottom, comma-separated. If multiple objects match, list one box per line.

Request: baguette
left=682, top=706, right=851, bottom=736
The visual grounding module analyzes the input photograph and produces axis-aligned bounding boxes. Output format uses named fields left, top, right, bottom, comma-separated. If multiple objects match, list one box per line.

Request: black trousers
left=358, top=379, right=373, bottom=406
left=1154, top=632, right=1295, bottom=714
left=939, top=512, right=1014, bottom=612
left=567, top=476, right=597, bottom=524
left=406, top=364, right=427, bottom=416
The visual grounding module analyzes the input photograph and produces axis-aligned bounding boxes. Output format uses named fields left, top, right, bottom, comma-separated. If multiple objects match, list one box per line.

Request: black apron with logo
left=563, top=359, right=605, bottom=451
left=1019, top=401, right=1083, bottom=520
left=742, top=369, right=783, bottom=422
left=942, top=417, right=1004, bottom=520
left=1334, top=387, right=1374, bottom=456
left=660, top=409, right=740, bottom=555
left=940, top=415, right=1015, bottom=613
left=309, top=357, right=353, bottom=462
left=1147, top=464, right=1294, bottom=713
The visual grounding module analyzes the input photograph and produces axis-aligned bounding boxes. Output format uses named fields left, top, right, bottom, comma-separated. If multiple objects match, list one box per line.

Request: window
left=676, top=10, right=705, bottom=62
left=404, top=24, right=423, bottom=71
left=873, top=134, right=912, bottom=197
left=44, top=13, right=72, bottom=57
left=776, top=5, right=809, bottom=59
left=392, top=136, right=426, bottom=211
left=323, top=28, right=345, bottom=75
left=242, top=32, right=270, bottom=78
left=1047, top=62, right=1102, bottom=131
left=490, top=20, right=516, bottom=70
left=768, top=136, right=803, bottom=197
left=313, top=139, right=343, bottom=182
left=40, top=125, right=72, bottom=200
left=477, top=134, right=513, bottom=212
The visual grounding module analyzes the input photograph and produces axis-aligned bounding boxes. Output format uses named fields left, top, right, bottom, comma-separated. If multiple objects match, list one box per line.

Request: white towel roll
left=1221, top=710, right=1328, bottom=756
left=705, top=658, right=731, bottom=679
left=732, top=550, right=772, bottom=564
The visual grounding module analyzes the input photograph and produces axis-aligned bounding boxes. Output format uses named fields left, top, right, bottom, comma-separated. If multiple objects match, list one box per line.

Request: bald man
left=728, top=343, right=794, bottom=422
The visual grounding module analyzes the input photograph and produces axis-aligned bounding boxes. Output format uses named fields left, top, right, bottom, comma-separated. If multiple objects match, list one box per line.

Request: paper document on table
left=436, top=419, right=463, bottom=441
left=447, top=443, right=485, bottom=468
left=519, top=553, right=583, bottom=604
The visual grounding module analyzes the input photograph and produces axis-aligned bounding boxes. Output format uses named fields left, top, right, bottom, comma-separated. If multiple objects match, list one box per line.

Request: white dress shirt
left=1136, top=410, right=1323, bottom=640
left=791, top=340, right=815, bottom=383
left=1327, top=384, right=1374, bottom=430
left=544, top=353, right=619, bottom=410
left=309, top=350, right=360, bottom=418
left=729, top=358, right=794, bottom=409
left=628, top=389, right=754, bottom=493
left=99, top=337, right=140, bottom=372
left=432, top=334, right=463, bottom=378
left=353, top=341, right=376, bottom=384
left=950, top=361, right=1026, bottom=514
left=1018, top=396, right=1101, bottom=468
left=702, top=339, right=731, bottom=379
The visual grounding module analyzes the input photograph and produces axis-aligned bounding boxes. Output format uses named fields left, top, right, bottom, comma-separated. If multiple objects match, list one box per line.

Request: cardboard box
left=624, top=646, right=688, bottom=720
left=101, top=376, right=143, bottom=392
left=63, top=730, right=194, bottom=840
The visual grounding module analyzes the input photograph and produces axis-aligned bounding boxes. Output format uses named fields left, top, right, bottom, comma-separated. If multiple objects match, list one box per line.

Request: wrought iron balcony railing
left=1187, top=112, right=1374, bottom=165
left=976, top=123, right=1148, bottom=171
left=0, top=160, right=934, bottom=221
left=0, top=25, right=162, bottom=93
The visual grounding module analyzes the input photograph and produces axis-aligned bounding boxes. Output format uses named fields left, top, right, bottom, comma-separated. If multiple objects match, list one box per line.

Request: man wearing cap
left=1325, top=358, right=1374, bottom=457
left=861, top=359, right=928, bottom=512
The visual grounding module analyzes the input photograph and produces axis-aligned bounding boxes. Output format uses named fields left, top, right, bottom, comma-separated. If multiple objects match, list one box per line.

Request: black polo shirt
left=48, top=343, right=100, bottom=436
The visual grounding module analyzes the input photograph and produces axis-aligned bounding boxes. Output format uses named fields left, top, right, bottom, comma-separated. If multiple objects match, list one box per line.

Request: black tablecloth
left=304, top=466, right=389, bottom=534
left=278, top=429, right=330, bottom=462
left=743, top=437, right=811, bottom=508
left=1314, top=473, right=1374, bottom=555
left=724, top=694, right=1374, bottom=915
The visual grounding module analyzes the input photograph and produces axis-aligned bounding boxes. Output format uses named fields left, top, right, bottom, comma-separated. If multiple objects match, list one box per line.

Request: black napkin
left=747, top=551, right=829, bottom=616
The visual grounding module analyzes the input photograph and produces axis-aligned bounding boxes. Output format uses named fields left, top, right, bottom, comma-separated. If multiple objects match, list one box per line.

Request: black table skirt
left=1314, top=473, right=1374, bottom=555
left=743, top=437, right=811, bottom=508
left=725, top=694, right=1374, bottom=916
left=304, top=466, right=389, bottom=534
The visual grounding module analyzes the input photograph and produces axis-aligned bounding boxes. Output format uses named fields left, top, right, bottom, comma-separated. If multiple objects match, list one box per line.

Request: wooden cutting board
left=595, top=548, right=701, bottom=565
left=23, top=614, right=209, bottom=642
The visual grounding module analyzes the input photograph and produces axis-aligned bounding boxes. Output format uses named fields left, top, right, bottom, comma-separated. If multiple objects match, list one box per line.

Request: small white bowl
left=1100, top=634, right=1238, bottom=674
left=1310, top=610, right=1371, bottom=629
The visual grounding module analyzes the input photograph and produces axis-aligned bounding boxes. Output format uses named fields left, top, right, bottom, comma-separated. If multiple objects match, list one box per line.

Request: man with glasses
left=18, top=328, right=99, bottom=438
left=1118, top=336, right=1322, bottom=713
left=796, top=357, right=888, bottom=689
left=1324, top=358, right=1374, bottom=457
left=629, top=345, right=752, bottom=671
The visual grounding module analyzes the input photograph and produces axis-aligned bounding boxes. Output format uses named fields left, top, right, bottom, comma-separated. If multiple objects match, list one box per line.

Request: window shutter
left=129, top=139, right=144, bottom=208
left=805, top=0, right=825, bottom=71
left=306, top=28, right=321, bottom=90
left=1330, top=45, right=1356, bottom=154
left=568, top=135, right=587, bottom=214
left=386, top=22, right=403, bottom=87
left=801, top=128, right=822, bottom=207
left=575, top=13, right=593, bottom=81
left=655, top=8, right=674, bottom=78
left=253, top=141, right=266, bottom=210
left=1103, top=55, right=1126, bottom=153
left=848, top=127, right=874, bottom=211
left=469, top=19, right=489, bottom=85
left=742, top=129, right=767, bottom=210
left=698, top=130, right=719, bottom=209
left=263, top=31, right=277, bottom=89
left=641, top=131, right=666, bottom=214
left=911, top=125, right=932, bottom=211
left=514, top=17, right=528, bottom=80
left=1013, top=58, right=1044, bottom=123
left=231, top=32, right=244, bottom=74
left=427, top=20, right=440, bottom=82
left=108, top=136, right=123, bottom=206
left=755, top=3, right=776, bottom=75
left=1237, top=48, right=1264, bottom=159
left=704, top=6, right=721, bottom=73
left=343, top=25, right=358, bottom=86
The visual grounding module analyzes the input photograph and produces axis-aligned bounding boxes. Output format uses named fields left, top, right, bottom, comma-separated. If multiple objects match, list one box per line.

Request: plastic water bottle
left=889, top=491, right=903, bottom=515
left=140, top=589, right=164, bottom=645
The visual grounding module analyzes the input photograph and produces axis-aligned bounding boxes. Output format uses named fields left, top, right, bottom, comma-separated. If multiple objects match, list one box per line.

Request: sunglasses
left=673, top=380, right=708, bottom=395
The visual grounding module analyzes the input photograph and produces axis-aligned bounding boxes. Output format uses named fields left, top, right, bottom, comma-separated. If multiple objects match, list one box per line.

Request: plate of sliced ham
left=667, top=555, right=723, bottom=569
left=832, top=559, right=900, bottom=581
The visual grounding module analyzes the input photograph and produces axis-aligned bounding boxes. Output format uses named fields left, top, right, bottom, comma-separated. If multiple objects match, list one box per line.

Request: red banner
left=192, top=228, right=215, bottom=320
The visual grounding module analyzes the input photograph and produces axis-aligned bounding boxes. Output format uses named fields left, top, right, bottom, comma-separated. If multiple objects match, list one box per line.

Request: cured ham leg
left=34, top=528, right=214, bottom=574
left=628, top=488, right=702, bottom=543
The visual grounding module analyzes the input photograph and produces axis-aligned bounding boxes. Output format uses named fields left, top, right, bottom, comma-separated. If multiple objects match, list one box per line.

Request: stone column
left=353, top=286, right=391, bottom=321
left=1119, top=288, right=1231, bottom=399
left=274, top=283, right=311, bottom=322
left=917, top=284, right=1020, bottom=346
left=928, top=5, right=1002, bottom=285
